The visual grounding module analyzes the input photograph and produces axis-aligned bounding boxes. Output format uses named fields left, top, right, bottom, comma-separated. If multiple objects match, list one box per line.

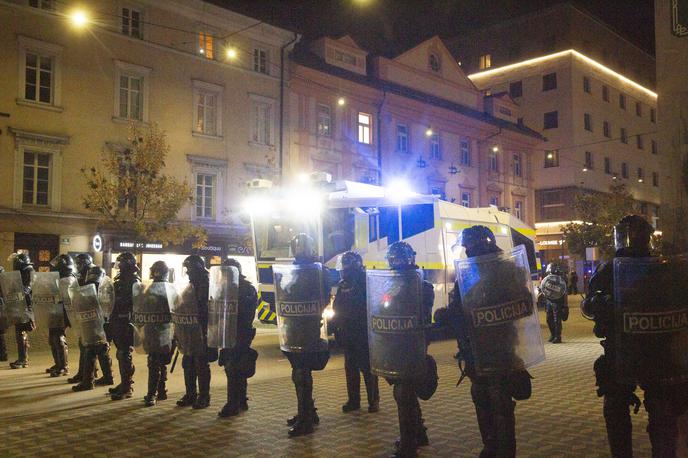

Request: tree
left=561, top=183, right=636, bottom=260
left=81, top=124, right=207, bottom=248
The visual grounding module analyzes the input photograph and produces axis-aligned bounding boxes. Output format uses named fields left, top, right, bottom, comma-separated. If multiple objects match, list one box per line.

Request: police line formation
left=0, top=215, right=685, bottom=458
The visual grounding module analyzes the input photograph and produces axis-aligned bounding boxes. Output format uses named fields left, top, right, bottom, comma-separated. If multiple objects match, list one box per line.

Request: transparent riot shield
left=0, top=282, right=7, bottom=331
left=273, top=263, right=327, bottom=353
left=207, top=266, right=239, bottom=349
left=31, top=272, right=64, bottom=329
left=69, top=284, right=106, bottom=346
left=613, top=255, right=688, bottom=385
left=98, top=276, right=115, bottom=319
left=0, top=271, right=31, bottom=325
left=540, top=274, right=567, bottom=301
left=59, top=276, right=78, bottom=330
left=366, top=269, right=427, bottom=379
left=455, top=245, right=545, bottom=376
left=132, top=282, right=174, bottom=354
left=171, top=283, right=205, bottom=355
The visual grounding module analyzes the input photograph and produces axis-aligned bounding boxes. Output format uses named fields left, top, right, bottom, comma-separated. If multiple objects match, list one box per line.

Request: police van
left=244, top=177, right=538, bottom=324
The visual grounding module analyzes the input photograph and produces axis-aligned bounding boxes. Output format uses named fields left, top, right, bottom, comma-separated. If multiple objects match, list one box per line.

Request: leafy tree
left=562, top=183, right=636, bottom=260
left=81, top=124, right=206, bottom=248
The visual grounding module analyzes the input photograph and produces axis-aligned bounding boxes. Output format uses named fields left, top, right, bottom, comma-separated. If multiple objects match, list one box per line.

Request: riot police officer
left=540, top=263, right=568, bottom=343
left=68, top=254, right=100, bottom=384
left=332, top=251, right=379, bottom=413
left=46, top=254, right=76, bottom=377
left=276, top=233, right=330, bottom=437
left=8, top=252, right=35, bottom=369
left=217, top=258, right=259, bottom=417
left=72, top=264, right=114, bottom=391
left=175, top=255, right=217, bottom=409
left=0, top=265, right=7, bottom=362
left=582, top=214, right=688, bottom=457
left=109, top=252, right=140, bottom=400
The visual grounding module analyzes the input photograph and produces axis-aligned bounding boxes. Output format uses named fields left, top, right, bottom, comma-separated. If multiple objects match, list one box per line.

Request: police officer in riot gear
left=109, top=252, right=140, bottom=401
left=69, top=253, right=99, bottom=384
left=0, top=265, right=6, bottom=361
left=176, top=255, right=217, bottom=409
left=72, top=264, right=114, bottom=391
left=333, top=251, right=379, bottom=413
left=381, top=241, right=434, bottom=458
left=9, top=253, right=35, bottom=369
left=540, top=263, right=568, bottom=343
left=46, top=254, right=75, bottom=377
left=581, top=214, right=688, bottom=457
left=217, top=258, right=259, bottom=417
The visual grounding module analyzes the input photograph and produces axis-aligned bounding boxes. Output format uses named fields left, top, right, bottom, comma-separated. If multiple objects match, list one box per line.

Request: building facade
left=287, top=36, right=544, bottom=226
left=0, top=0, right=295, bottom=279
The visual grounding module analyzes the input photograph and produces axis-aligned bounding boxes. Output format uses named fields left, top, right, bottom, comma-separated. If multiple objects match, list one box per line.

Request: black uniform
left=333, top=268, right=379, bottom=412
left=218, top=272, right=258, bottom=417
left=109, top=263, right=140, bottom=400
left=0, top=265, right=6, bottom=362
left=541, top=269, right=568, bottom=344
left=9, top=256, right=35, bottom=369
left=48, top=257, right=75, bottom=377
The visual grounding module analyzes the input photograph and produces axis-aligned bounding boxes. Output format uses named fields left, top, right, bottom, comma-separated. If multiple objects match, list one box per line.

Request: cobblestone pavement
left=0, top=303, right=674, bottom=457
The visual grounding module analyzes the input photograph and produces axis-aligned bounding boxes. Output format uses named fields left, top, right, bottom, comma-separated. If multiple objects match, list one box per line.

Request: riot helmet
left=614, top=214, right=653, bottom=257
left=338, top=251, right=363, bottom=281
left=223, top=258, right=243, bottom=277
left=75, top=253, right=94, bottom=274
left=457, top=225, right=500, bottom=258
left=386, top=241, right=416, bottom=270
left=8, top=252, right=32, bottom=271
left=0, top=265, right=4, bottom=273
left=545, top=263, right=565, bottom=276
left=290, top=233, right=317, bottom=264
left=183, top=254, right=208, bottom=281
left=115, top=252, right=138, bottom=274
left=50, top=254, right=75, bottom=276
left=84, top=265, right=105, bottom=287
left=150, top=260, right=170, bottom=282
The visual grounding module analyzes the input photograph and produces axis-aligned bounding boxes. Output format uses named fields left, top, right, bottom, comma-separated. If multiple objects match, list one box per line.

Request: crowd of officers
left=0, top=214, right=685, bottom=457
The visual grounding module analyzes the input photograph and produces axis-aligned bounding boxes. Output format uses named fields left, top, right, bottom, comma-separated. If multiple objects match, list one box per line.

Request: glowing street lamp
left=337, top=97, right=346, bottom=106
left=70, top=9, right=89, bottom=28
left=226, top=47, right=237, bottom=60
left=425, top=128, right=433, bottom=137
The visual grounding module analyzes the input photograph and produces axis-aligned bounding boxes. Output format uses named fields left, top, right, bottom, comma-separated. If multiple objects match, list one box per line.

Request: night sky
left=212, top=0, right=655, bottom=55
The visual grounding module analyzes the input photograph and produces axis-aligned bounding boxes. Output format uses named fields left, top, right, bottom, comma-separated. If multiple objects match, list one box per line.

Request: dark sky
left=212, top=0, right=655, bottom=55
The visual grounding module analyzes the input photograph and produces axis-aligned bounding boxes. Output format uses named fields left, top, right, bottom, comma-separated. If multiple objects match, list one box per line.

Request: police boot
left=0, top=333, right=7, bottom=361
left=176, top=357, right=197, bottom=407
left=144, top=364, right=160, bottom=407
left=192, top=364, right=211, bottom=410
left=157, top=364, right=168, bottom=401
left=10, top=331, right=28, bottom=369
left=68, top=340, right=86, bottom=384
left=493, top=392, right=516, bottom=458
left=94, top=345, right=114, bottom=386
left=46, top=330, right=59, bottom=373
left=219, top=368, right=241, bottom=418
left=239, top=377, right=249, bottom=411
left=72, top=352, right=96, bottom=391
left=364, top=371, right=380, bottom=413
left=51, top=335, right=69, bottom=377
left=289, top=371, right=315, bottom=437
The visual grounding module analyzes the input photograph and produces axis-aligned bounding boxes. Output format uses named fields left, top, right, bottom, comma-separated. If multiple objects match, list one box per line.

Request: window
left=22, top=151, right=50, bottom=206
left=489, top=150, right=499, bottom=172
left=585, top=151, right=594, bottom=169
left=28, top=0, right=53, bottom=10
left=544, top=111, right=558, bottom=129
left=650, top=108, right=656, bottom=123
left=652, top=139, right=658, bottom=155
left=358, top=113, right=371, bottom=144
left=603, top=120, right=611, bottom=138
left=602, top=85, right=609, bottom=102
left=334, top=49, right=357, bottom=66
left=509, top=81, right=523, bottom=98
left=253, top=47, right=268, bottom=75
left=121, top=7, right=142, bottom=39
left=653, top=172, right=659, bottom=187
left=250, top=96, right=275, bottom=145
left=461, top=192, right=471, bottom=208
left=192, top=81, right=222, bottom=137
left=396, top=124, right=409, bottom=153
left=636, top=134, right=644, bottom=150
left=604, top=157, right=611, bottom=174
left=316, top=104, right=331, bottom=137
left=542, top=72, right=557, bottom=91
left=620, top=128, right=628, bottom=144
left=635, top=102, right=642, bottom=117
left=621, top=162, right=628, bottom=178
left=460, top=138, right=471, bottom=166
left=479, top=54, right=491, bottom=69
left=541, top=190, right=565, bottom=220
left=583, top=76, right=591, bottom=93
left=513, top=154, right=522, bottom=177
left=544, top=150, right=559, bottom=168
left=198, top=32, right=214, bottom=59
left=429, top=53, right=441, bottom=72
left=118, top=74, right=143, bottom=120
left=195, top=173, right=215, bottom=219
left=24, top=52, right=53, bottom=104
left=514, top=201, right=523, bottom=220
left=489, top=194, right=500, bottom=207
left=584, top=113, right=592, bottom=131
left=429, top=133, right=441, bottom=159
left=619, top=93, right=626, bottom=110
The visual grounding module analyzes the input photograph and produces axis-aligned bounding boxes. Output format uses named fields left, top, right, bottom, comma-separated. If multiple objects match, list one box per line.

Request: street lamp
left=337, top=97, right=346, bottom=106
left=226, top=47, right=238, bottom=60
left=425, top=128, right=433, bottom=137
left=69, top=9, right=89, bottom=28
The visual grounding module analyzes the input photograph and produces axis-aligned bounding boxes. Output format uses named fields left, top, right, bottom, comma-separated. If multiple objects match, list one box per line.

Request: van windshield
left=254, top=214, right=318, bottom=261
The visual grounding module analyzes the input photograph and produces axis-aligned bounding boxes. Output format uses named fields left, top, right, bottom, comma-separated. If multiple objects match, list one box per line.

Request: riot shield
left=59, top=276, right=78, bottom=330
left=540, top=274, right=567, bottom=301
left=366, top=269, right=427, bottom=379
left=69, top=284, right=107, bottom=346
left=132, top=282, right=174, bottom=354
left=31, top=272, right=64, bottom=328
left=207, top=266, right=239, bottom=349
left=613, top=255, right=688, bottom=385
left=0, top=282, right=7, bottom=331
left=273, top=263, right=327, bottom=353
left=0, top=271, right=31, bottom=325
left=171, top=283, right=205, bottom=355
left=98, top=276, right=115, bottom=319
left=455, top=245, right=545, bottom=376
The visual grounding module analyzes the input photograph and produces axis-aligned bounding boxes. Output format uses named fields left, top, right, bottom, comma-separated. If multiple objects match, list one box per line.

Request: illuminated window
left=396, top=124, right=409, bottom=153
left=584, top=113, right=592, bottom=131
left=22, top=151, right=50, bottom=206
left=583, top=76, right=591, bottom=93
left=478, top=54, right=491, bottom=69
left=198, top=32, right=214, bottom=59
left=509, top=81, right=522, bottom=98
left=317, top=104, right=331, bottom=137
left=544, top=150, right=559, bottom=168
left=195, top=173, right=215, bottom=219
left=544, top=111, right=558, bottom=129
left=429, top=133, right=441, bottom=159
left=358, top=113, right=371, bottom=144
left=192, top=81, right=222, bottom=137
left=253, top=47, right=268, bottom=74
left=460, top=138, right=471, bottom=166
left=542, top=72, right=557, bottom=91
left=122, top=7, right=142, bottom=39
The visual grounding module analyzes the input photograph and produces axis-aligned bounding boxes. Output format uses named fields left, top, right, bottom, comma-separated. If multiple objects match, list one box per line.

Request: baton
left=170, top=348, right=180, bottom=373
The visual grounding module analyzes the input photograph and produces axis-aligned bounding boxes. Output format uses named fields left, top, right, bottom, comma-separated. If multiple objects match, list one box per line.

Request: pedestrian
left=581, top=214, right=688, bottom=457
left=540, top=263, right=569, bottom=343
left=569, top=270, right=579, bottom=295
left=332, top=251, right=379, bottom=414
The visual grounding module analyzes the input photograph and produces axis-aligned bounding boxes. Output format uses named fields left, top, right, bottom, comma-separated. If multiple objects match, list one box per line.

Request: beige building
left=0, top=0, right=295, bottom=276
